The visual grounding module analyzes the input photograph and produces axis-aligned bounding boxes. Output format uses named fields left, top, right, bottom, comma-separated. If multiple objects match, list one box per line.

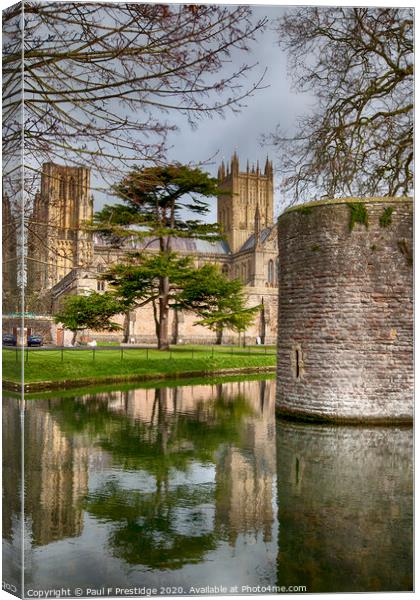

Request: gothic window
left=222, top=264, right=229, bottom=276
left=69, top=177, right=76, bottom=199
left=97, top=280, right=105, bottom=291
left=59, top=176, right=66, bottom=198
left=235, top=265, right=239, bottom=278
left=242, top=263, right=247, bottom=282
left=268, top=259, right=274, bottom=285
left=275, top=257, right=279, bottom=285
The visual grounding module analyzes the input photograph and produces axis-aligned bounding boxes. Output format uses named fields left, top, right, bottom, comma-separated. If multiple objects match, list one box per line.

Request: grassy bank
left=3, top=345, right=276, bottom=389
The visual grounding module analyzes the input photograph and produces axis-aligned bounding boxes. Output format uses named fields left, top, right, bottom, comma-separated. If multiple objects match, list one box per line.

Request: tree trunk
left=158, top=276, right=170, bottom=350
left=152, top=298, right=160, bottom=341
left=122, top=310, right=130, bottom=343
left=259, top=303, right=266, bottom=345
left=71, top=330, right=78, bottom=346
left=216, top=326, right=223, bottom=345
left=171, top=309, right=179, bottom=345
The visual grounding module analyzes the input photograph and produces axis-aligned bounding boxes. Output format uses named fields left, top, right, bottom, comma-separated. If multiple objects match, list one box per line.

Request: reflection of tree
left=85, top=481, right=217, bottom=569
left=49, top=386, right=254, bottom=569
left=98, top=389, right=254, bottom=474
left=47, top=395, right=122, bottom=437
left=51, top=388, right=254, bottom=475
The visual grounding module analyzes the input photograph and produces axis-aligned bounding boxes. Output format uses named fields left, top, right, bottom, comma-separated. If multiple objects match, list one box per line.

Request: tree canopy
left=103, top=255, right=257, bottom=347
left=99, top=164, right=223, bottom=247
left=95, top=163, right=233, bottom=349
left=181, top=270, right=260, bottom=344
left=270, top=7, right=413, bottom=201
left=54, top=292, right=123, bottom=345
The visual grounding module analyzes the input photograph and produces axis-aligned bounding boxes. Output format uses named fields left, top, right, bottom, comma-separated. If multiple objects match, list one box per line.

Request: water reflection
left=25, top=405, right=89, bottom=546
left=4, top=379, right=278, bottom=591
left=2, top=379, right=413, bottom=594
left=276, top=420, right=413, bottom=592
left=2, top=398, right=23, bottom=595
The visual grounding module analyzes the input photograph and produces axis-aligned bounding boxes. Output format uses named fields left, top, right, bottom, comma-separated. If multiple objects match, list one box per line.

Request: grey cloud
left=93, top=5, right=312, bottom=220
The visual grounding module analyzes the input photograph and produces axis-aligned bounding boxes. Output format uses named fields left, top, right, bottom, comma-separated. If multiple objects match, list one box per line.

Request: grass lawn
left=3, top=345, right=276, bottom=386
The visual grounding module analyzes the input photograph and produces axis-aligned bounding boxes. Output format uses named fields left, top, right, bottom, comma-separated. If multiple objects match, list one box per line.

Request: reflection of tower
left=214, top=380, right=276, bottom=545
left=27, top=163, right=93, bottom=292
left=2, top=398, right=23, bottom=596
left=2, top=398, right=22, bottom=543
left=276, top=422, right=413, bottom=592
left=217, top=153, right=274, bottom=253
left=24, top=403, right=89, bottom=546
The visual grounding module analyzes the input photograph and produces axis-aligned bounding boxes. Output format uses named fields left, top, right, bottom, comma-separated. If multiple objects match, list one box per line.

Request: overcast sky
left=164, top=6, right=314, bottom=219
left=93, top=5, right=313, bottom=220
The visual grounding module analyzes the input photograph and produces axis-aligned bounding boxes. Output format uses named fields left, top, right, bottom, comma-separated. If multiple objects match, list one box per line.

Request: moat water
left=2, top=378, right=413, bottom=595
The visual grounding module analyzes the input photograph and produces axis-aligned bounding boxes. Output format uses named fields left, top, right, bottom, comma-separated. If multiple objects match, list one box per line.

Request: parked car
left=2, top=333, right=17, bottom=346
left=27, top=334, right=43, bottom=347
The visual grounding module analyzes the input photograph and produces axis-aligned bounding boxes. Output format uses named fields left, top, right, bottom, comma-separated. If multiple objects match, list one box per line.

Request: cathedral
left=26, top=153, right=279, bottom=344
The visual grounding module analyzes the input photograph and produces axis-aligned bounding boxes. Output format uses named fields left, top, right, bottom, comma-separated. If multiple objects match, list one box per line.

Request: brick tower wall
left=276, top=197, right=413, bottom=423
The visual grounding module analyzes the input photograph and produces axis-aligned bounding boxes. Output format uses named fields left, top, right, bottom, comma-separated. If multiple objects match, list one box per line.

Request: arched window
left=222, top=264, right=229, bottom=276
left=59, top=176, right=66, bottom=198
left=268, top=259, right=274, bottom=284
left=69, top=177, right=76, bottom=199
left=242, top=263, right=247, bottom=282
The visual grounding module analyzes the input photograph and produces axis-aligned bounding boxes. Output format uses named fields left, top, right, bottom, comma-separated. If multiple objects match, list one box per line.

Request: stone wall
left=276, top=197, right=413, bottom=422
left=2, top=316, right=54, bottom=344
left=51, top=273, right=278, bottom=346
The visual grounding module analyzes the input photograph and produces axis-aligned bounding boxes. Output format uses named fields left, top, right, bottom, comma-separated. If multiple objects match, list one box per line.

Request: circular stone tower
left=276, top=197, right=413, bottom=423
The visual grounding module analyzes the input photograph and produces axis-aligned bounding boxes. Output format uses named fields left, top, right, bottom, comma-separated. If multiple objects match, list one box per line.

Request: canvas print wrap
left=2, top=2, right=413, bottom=598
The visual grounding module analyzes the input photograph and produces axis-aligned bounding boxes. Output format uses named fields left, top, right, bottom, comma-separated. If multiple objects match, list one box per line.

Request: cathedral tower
left=27, top=163, right=93, bottom=292
left=2, top=194, right=18, bottom=302
left=217, top=152, right=274, bottom=253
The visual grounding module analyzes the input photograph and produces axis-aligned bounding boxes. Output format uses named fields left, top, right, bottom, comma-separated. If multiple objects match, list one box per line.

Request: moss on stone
left=379, top=206, right=394, bottom=228
left=281, top=196, right=412, bottom=219
left=311, top=244, right=320, bottom=252
left=347, top=202, right=369, bottom=231
left=295, top=205, right=313, bottom=215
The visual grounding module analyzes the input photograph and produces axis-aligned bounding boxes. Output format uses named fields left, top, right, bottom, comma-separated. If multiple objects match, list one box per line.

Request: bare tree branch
left=268, top=7, right=413, bottom=202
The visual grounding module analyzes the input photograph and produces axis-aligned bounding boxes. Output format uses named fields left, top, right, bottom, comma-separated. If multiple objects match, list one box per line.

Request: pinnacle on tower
left=218, top=161, right=226, bottom=180
left=264, top=156, right=272, bottom=176
left=231, top=151, right=239, bottom=174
